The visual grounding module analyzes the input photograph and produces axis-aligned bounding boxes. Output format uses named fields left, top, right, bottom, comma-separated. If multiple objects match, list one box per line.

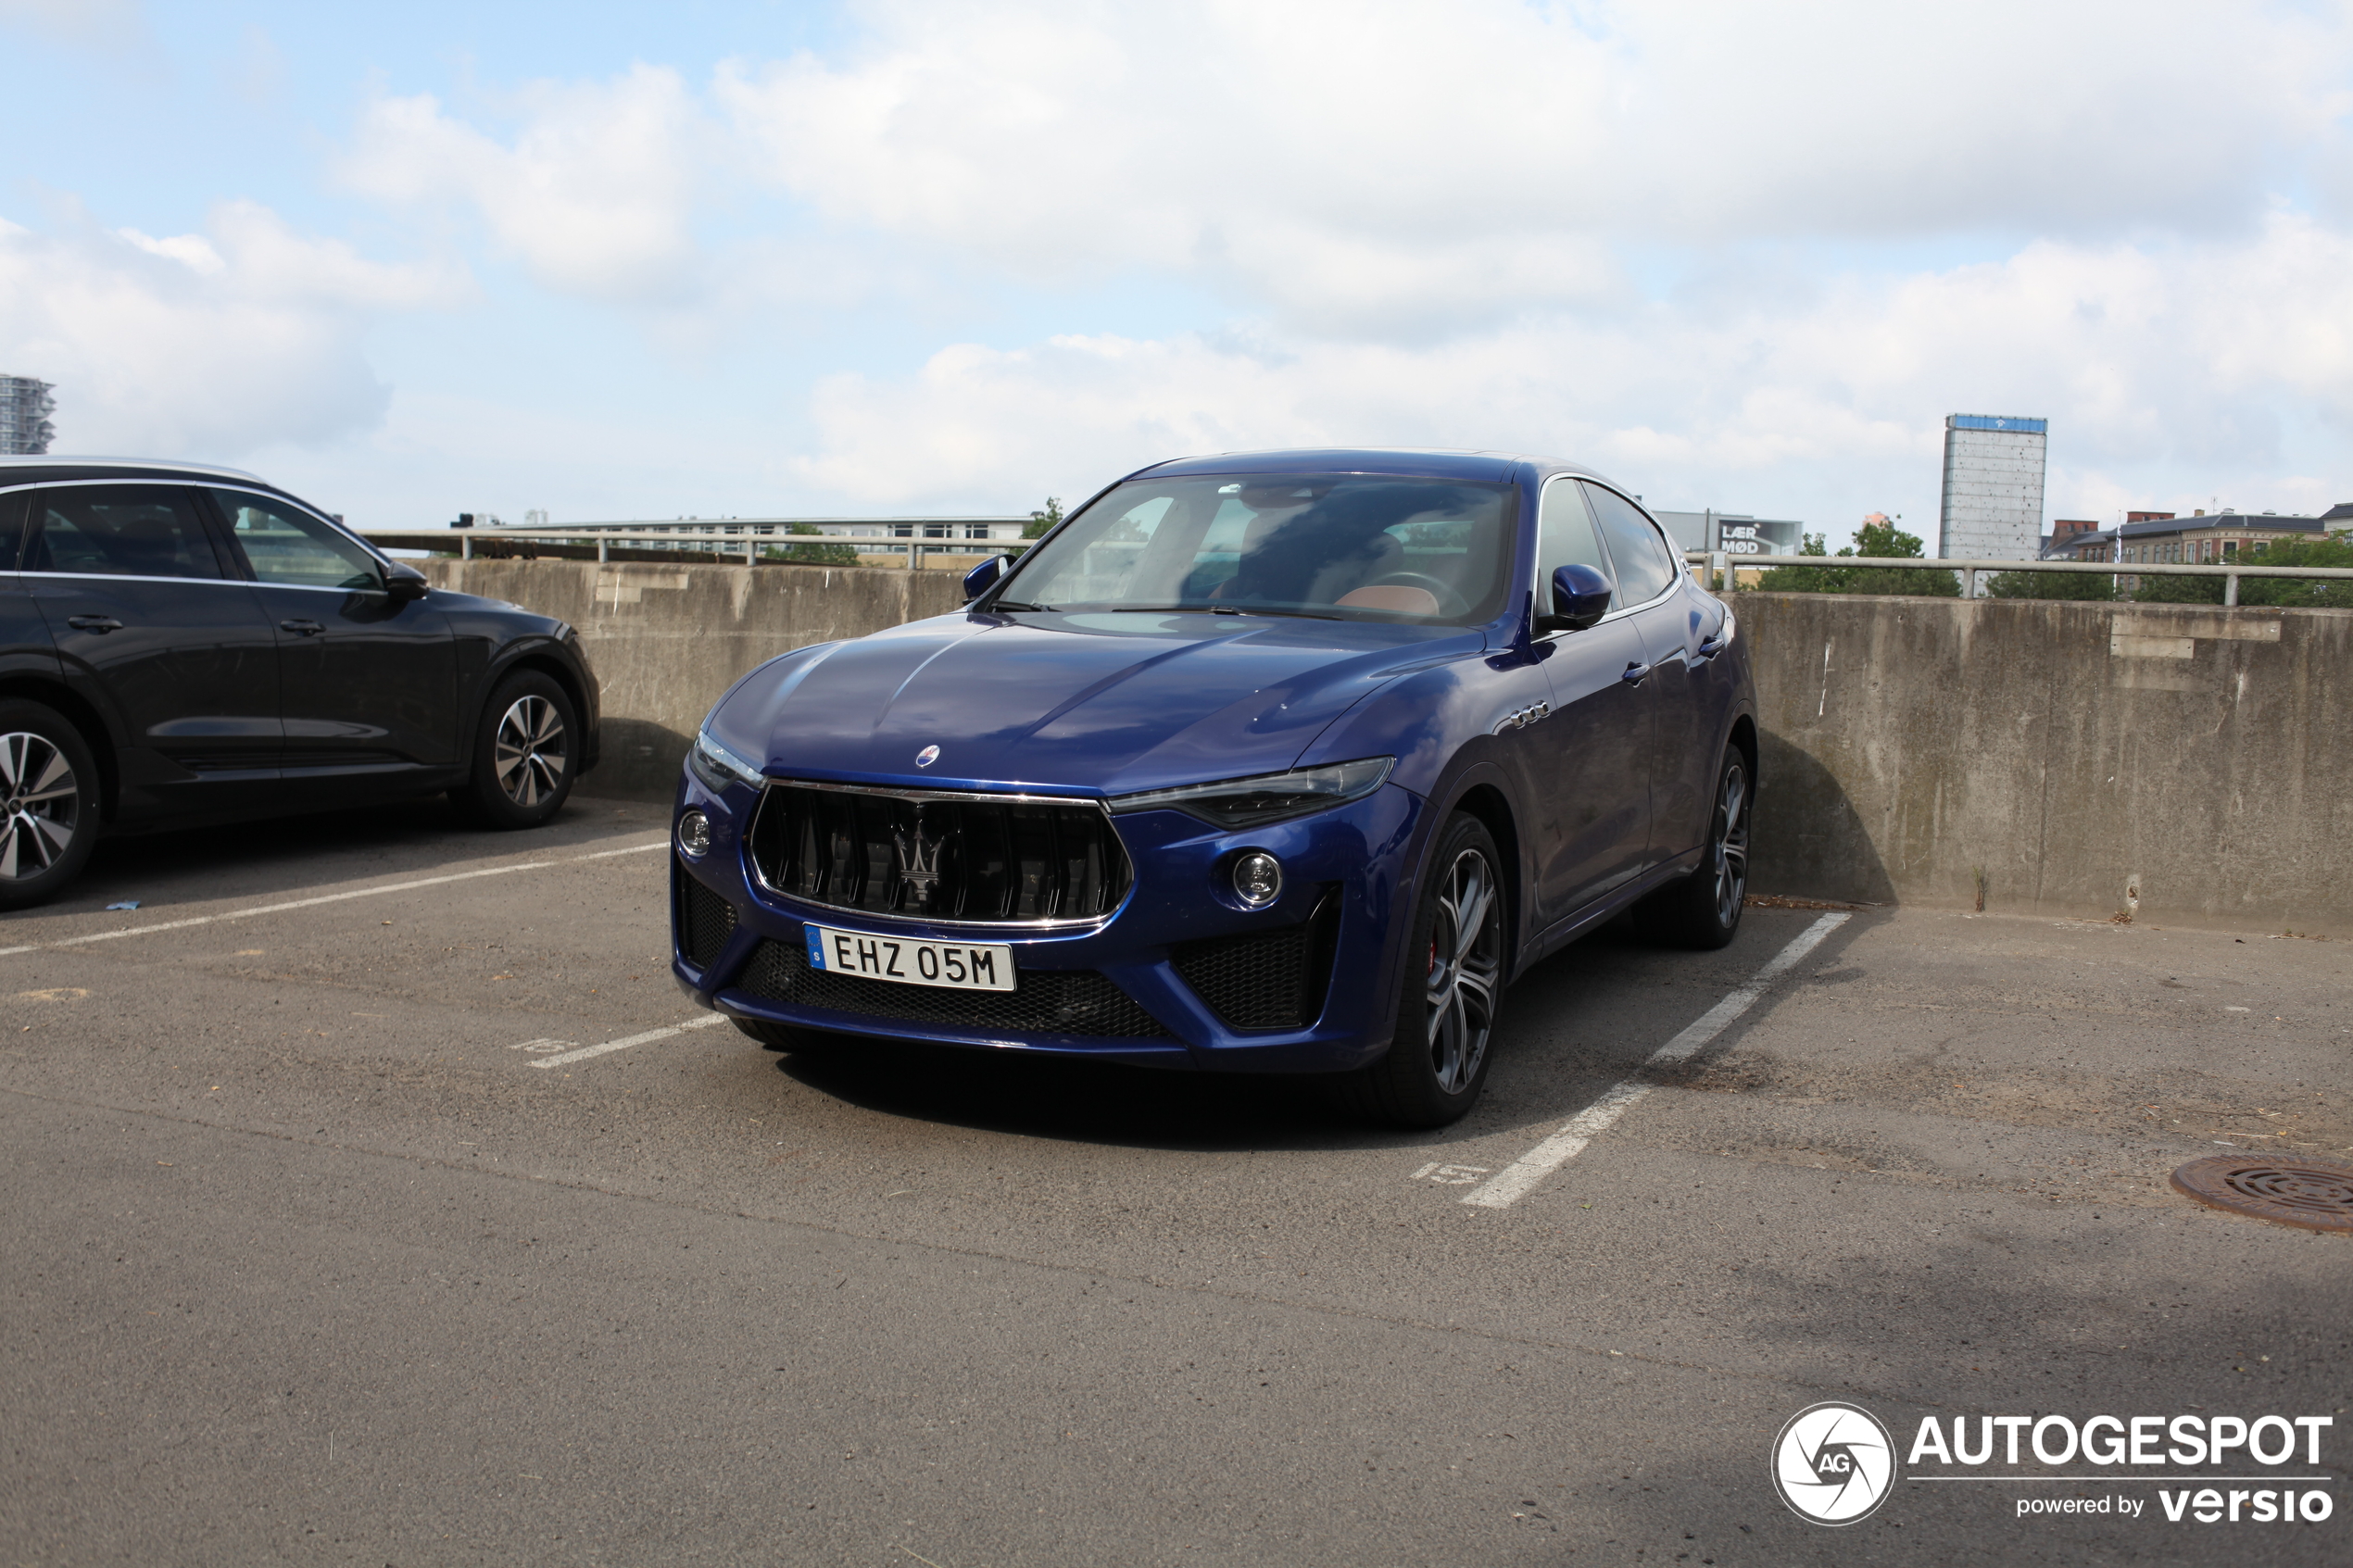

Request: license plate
left=803, top=924, right=1016, bottom=992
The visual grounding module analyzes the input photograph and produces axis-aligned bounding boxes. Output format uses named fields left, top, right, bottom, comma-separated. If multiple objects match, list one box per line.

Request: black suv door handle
left=1621, top=660, right=1652, bottom=686
left=66, top=615, right=123, bottom=634
left=280, top=619, right=327, bottom=637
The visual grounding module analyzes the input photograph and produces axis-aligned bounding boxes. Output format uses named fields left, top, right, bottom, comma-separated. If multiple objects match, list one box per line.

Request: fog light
left=1231, top=850, right=1282, bottom=908
left=676, top=809, right=712, bottom=859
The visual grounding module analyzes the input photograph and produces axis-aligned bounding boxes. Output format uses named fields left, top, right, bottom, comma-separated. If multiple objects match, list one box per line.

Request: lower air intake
left=1171, top=890, right=1340, bottom=1031
left=677, top=870, right=737, bottom=972
left=736, top=937, right=1170, bottom=1039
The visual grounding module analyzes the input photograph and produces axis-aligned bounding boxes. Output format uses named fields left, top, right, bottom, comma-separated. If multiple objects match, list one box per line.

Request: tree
left=1023, top=496, right=1065, bottom=539
left=1986, top=570, right=2116, bottom=601
left=2222, top=533, right=2353, bottom=609
left=2127, top=533, right=2353, bottom=608
left=1750, top=521, right=1958, bottom=596
left=767, top=521, right=859, bottom=566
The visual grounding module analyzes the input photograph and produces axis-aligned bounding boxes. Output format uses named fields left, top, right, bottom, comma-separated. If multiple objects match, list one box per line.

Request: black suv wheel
left=0, top=700, right=103, bottom=909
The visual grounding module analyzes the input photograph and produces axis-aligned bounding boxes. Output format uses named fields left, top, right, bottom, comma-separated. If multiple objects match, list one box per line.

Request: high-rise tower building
left=0, top=374, right=57, bottom=455
left=1938, top=413, right=2045, bottom=561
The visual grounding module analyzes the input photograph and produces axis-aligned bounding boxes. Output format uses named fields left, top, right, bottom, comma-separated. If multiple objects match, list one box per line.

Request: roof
left=1127, top=447, right=1610, bottom=486
left=2041, top=511, right=2332, bottom=558
left=0, top=455, right=264, bottom=483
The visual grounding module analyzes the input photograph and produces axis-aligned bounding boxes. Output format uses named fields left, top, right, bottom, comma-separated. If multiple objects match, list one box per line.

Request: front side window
left=997, top=473, right=1516, bottom=624
left=1536, top=477, right=1614, bottom=611
left=209, top=489, right=382, bottom=590
left=26, top=484, right=222, bottom=580
left=1580, top=483, right=1680, bottom=606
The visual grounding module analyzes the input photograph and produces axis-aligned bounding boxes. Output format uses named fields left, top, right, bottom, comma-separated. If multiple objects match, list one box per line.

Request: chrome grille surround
left=744, top=778, right=1133, bottom=930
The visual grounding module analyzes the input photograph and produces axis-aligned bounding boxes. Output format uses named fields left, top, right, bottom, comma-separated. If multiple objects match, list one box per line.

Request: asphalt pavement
left=2, top=797, right=2346, bottom=1566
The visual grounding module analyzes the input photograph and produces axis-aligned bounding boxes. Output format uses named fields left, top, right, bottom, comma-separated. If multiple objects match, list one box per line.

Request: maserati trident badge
left=915, top=745, right=940, bottom=768
left=894, top=817, right=945, bottom=901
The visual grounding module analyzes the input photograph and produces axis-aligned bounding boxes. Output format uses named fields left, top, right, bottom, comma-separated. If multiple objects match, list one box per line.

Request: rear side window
left=0, top=491, right=24, bottom=571
left=1581, top=483, right=1680, bottom=606
left=208, top=489, right=383, bottom=591
left=25, top=485, right=223, bottom=580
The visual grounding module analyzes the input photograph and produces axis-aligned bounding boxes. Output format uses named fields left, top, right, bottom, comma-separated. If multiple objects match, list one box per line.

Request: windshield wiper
left=1107, top=604, right=1343, bottom=621
left=987, top=599, right=1053, bottom=612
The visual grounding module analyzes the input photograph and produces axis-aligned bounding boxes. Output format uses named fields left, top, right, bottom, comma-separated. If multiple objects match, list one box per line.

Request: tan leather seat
left=1335, top=584, right=1440, bottom=615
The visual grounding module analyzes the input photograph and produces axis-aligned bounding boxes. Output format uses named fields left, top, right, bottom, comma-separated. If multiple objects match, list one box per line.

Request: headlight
left=686, top=729, right=763, bottom=793
left=1107, top=757, right=1394, bottom=829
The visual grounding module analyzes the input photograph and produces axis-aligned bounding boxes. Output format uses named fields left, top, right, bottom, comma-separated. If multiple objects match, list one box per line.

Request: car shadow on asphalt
left=756, top=913, right=1826, bottom=1154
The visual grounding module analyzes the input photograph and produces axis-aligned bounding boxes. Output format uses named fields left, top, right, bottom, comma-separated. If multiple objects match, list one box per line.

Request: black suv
left=0, top=458, right=600, bottom=908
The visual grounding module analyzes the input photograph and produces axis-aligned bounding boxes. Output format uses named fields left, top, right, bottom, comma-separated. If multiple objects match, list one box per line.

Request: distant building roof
left=2038, top=512, right=2333, bottom=560
left=2321, top=501, right=2353, bottom=523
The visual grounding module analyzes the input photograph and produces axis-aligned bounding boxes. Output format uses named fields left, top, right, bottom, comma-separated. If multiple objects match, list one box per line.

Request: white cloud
left=0, top=204, right=465, bottom=459
left=713, top=0, right=2353, bottom=336
left=784, top=213, right=2353, bottom=528
left=0, top=0, right=145, bottom=48
left=339, top=66, right=715, bottom=304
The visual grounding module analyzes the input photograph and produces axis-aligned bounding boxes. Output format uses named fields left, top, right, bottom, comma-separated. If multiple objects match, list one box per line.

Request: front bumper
left=669, top=772, right=1428, bottom=1073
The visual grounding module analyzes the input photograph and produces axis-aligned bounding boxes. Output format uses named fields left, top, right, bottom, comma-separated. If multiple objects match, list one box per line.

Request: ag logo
left=1771, top=1401, right=1896, bottom=1525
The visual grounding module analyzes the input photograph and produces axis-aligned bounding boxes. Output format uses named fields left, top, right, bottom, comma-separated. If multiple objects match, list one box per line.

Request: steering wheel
left=1370, top=571, right=1469, bottom=618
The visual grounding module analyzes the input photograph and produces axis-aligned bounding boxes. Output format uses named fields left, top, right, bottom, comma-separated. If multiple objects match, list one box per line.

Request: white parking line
left=0, top=837, right=669, bottom=959
left=526, top=1013, right=729, bottom=1069
left=1461, top=911, right=1851, bottom=1210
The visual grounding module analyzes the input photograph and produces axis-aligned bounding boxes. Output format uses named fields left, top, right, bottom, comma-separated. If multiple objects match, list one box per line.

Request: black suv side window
left=208, top=489, right=383, bottom=590
left=0, top=491, right=24, bottom=571
left=26, top=485, right=224, bottom=580
left=1580, top=483, right=1679, bottom=607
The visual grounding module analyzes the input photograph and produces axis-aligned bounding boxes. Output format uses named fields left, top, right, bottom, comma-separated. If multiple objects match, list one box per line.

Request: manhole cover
left=2170, top=1155, right=2353, bottom=1234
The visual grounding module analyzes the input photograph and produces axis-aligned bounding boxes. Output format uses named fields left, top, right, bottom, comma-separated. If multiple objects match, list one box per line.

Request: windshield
left=996, top=473, right=1517, bottom=624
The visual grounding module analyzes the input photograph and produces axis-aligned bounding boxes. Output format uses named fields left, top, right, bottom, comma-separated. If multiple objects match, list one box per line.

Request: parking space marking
left=525, top=1013, right=729, bottom=1069
left=1462, top=912, right=1851, bottom=1210
left=0, top=837, right=669, bottom=959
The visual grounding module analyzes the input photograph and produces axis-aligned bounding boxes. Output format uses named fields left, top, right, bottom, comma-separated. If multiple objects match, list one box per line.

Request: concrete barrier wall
left=426, top=559, right=2352, bottom=934
left=422, top=559, right=965, bottom=798
left=1734, top=594, right=2353, bottom=935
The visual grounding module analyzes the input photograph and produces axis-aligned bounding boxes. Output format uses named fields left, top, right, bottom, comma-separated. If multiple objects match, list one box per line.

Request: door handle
left=66, top=615, right=123, bottom=634
left=1696, top=633, right=1725, bottom=659
left=279, top=619, right=327, bottom=637
left=1620, top=660, right=1652, bottom=685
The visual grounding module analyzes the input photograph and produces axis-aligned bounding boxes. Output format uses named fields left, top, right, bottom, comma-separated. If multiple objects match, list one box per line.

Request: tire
left=0, top=700, right=103, bottom=910
left=456, top=671, right=577, bottom=829
left=1631, top=747, right=1750, bottom=950
left=1340, top=811, right=1505, bottom=1128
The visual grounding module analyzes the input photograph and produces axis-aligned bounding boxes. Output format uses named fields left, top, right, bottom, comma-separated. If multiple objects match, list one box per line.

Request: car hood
left=708, top=610, right=1485, bottom=796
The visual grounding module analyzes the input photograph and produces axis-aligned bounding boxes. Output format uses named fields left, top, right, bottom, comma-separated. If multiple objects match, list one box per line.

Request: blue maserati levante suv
left=673, top=449, right=1754, bottom=1125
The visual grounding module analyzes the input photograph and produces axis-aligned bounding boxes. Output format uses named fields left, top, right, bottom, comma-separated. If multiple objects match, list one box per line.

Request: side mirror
left=384, top=561, right=431, bottom=602
left=963, top=554, right=1011, bottom=602
left=1533, top=563, right=1611, bottom=634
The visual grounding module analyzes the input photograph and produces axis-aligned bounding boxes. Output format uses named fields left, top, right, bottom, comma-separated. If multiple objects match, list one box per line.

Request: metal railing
left=1682, top=551, right=2353, bottom=605
left=360, top=527, right=1013, bottom=569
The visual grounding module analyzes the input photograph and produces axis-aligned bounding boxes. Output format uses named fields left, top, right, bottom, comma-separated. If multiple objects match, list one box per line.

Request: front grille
left=1172, top=890, right=1341, bottom=1032
left=677, top=870, right=737, bottom=972
left=736, top=937, right=1170, bottom=1039
left=747, top=783, right=1130, bottom=925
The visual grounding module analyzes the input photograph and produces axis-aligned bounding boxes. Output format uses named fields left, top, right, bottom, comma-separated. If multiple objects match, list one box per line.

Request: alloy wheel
left=0, top=732, right=81, bottom=882
left=493, top=696, right=568, bottom=808
left=1712, top=762, right=1750, bottom=926
left=1424, top=846, right=1503, bottom=1095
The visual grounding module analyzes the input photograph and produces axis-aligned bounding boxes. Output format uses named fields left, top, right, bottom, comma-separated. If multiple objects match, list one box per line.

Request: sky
left=5, top=0, right=2353, bottom=544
